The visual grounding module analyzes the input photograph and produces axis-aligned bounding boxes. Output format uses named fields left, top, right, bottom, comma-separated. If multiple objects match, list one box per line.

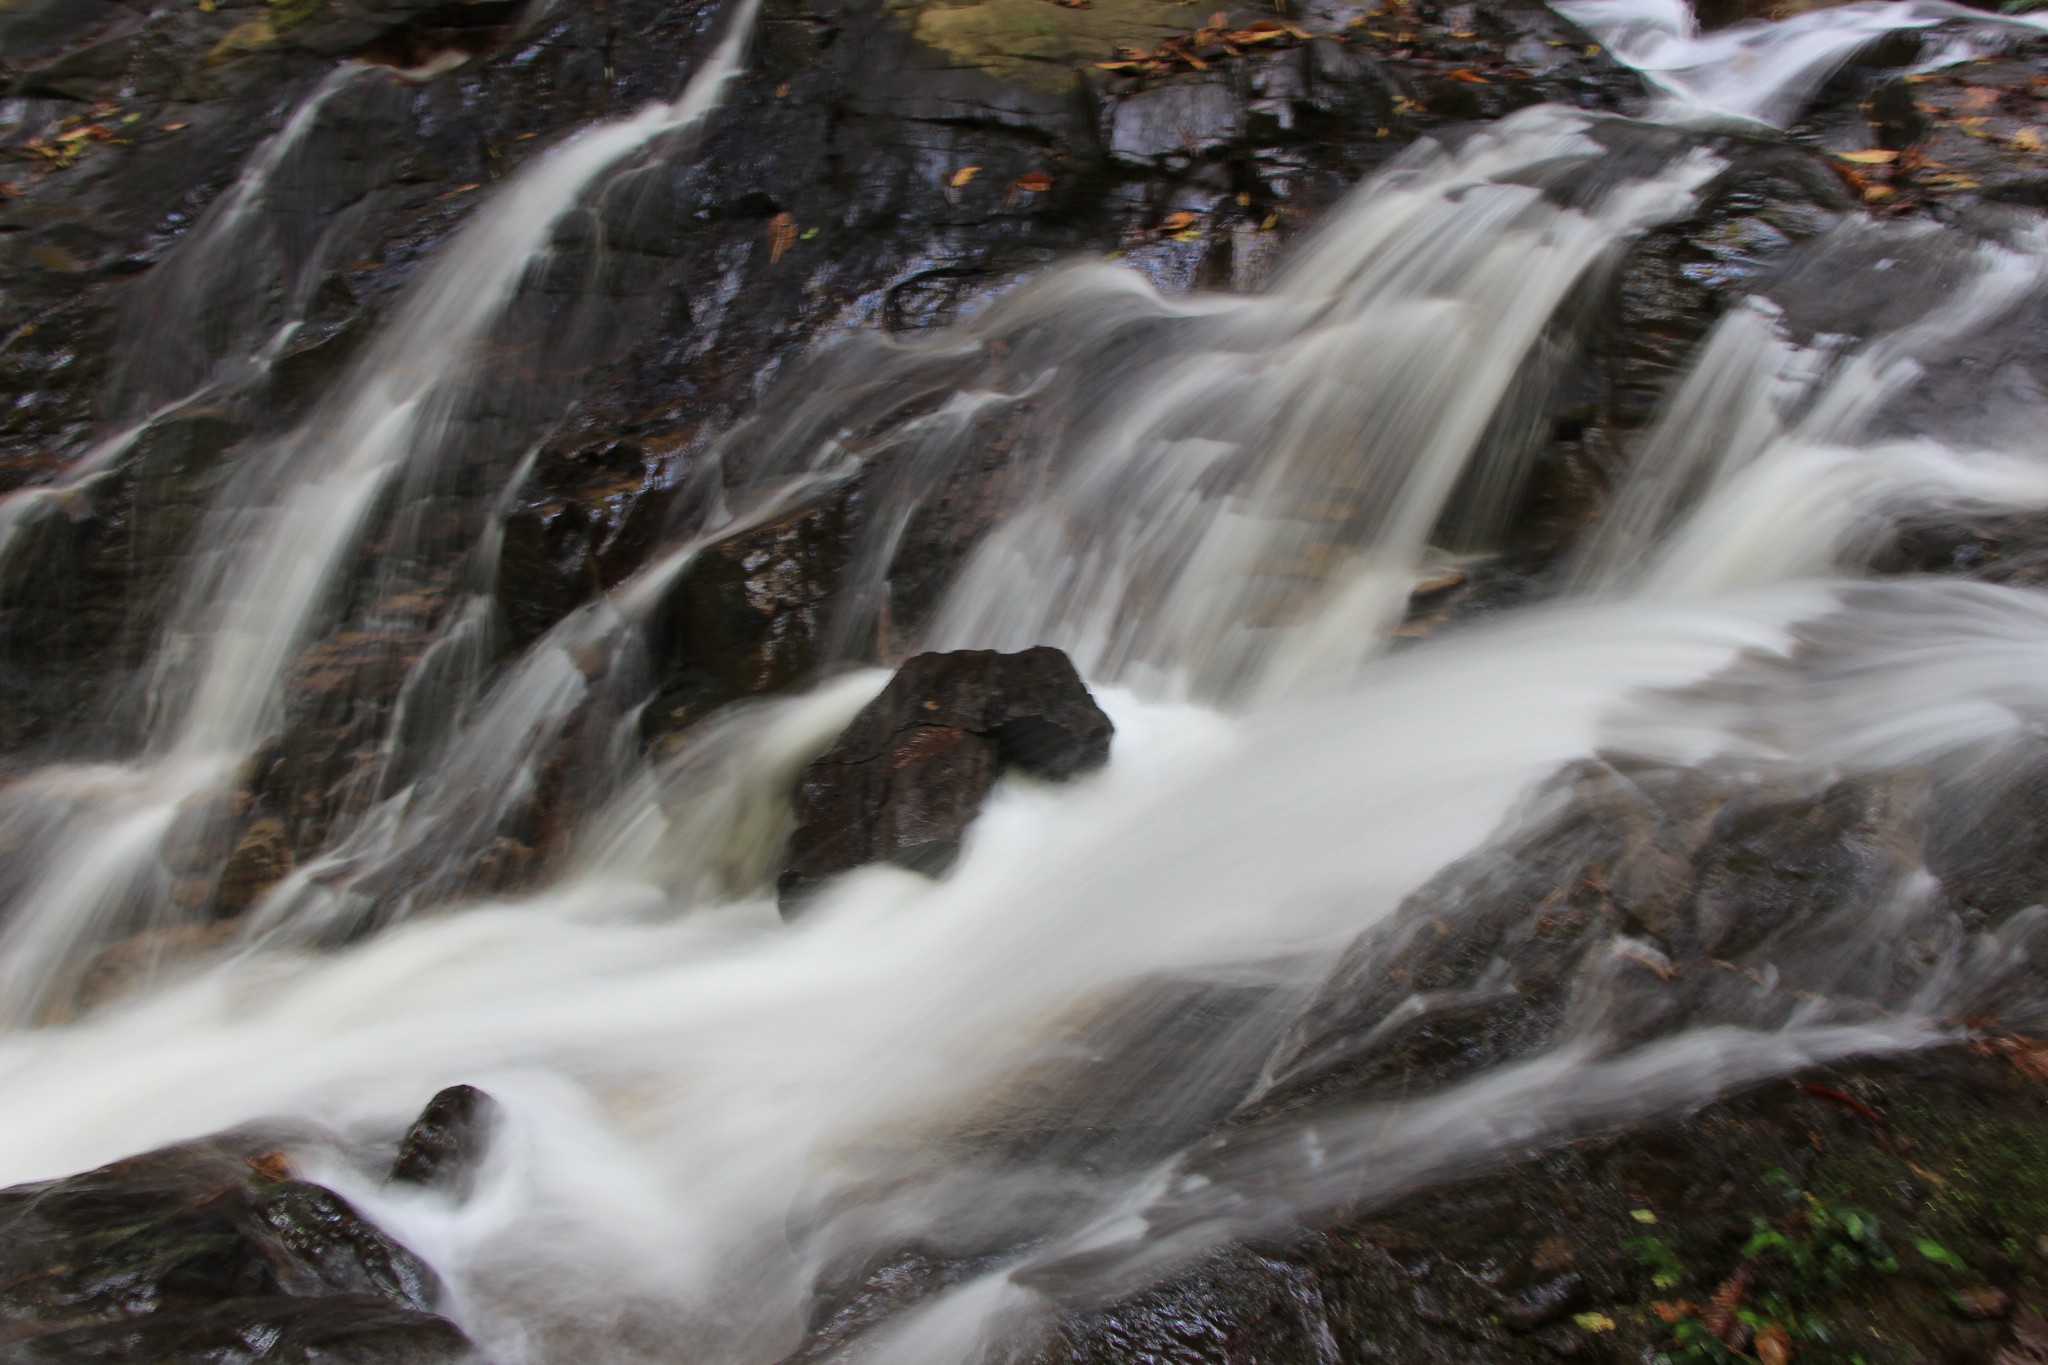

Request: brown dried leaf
left=1701, top=1265, right=1753, bottom=1346
left=1443, top=67, right=1489, bottom=83
left=246, top=1151, right=293, bottom=1181
left=1651, top=1300, right=1696, bottom=1323
left=766, top=211, right=797, bottom=263
left=1012, top=172, right=1053, bottom=192
left=1756, top=1323, right=1792, bottom=1365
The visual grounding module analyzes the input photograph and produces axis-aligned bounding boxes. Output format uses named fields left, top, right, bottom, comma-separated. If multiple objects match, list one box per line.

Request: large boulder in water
left=0, top=1114, right=476, bottom=1363
left=778, top=647, right=1113, bottom=914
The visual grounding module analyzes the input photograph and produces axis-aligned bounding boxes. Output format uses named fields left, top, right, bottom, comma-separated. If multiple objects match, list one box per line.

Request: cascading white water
left=7, top=0, right=2048, bottom=1360
left=0, top=64, right=369, bottom=571
left=0, top=0, right=764, bottom=1024
left=924, top=109, right=1720, bottom=700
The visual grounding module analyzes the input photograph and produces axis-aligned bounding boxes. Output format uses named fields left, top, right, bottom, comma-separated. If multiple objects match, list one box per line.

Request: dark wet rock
left=214, top=815, right=294, bottom=917
left=1110, top=79, right=1246, bottom=164
left=778, top=646, right=1111, bottom=912
left=0, top=1133, right=468, bottom=1363
left=1028, top=1047, right=2048, bottom=1365
left=388, top=1084, right=497, bottom=1197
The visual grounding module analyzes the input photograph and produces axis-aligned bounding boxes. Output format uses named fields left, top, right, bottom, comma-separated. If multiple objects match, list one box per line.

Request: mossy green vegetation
left=884, top=0, right=1195, bottom=89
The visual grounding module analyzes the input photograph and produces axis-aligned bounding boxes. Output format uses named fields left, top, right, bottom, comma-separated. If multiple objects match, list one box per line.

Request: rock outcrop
left=0, top=1127, right=470, bottom=1363
left=778, top=647, right=1112, bottom=912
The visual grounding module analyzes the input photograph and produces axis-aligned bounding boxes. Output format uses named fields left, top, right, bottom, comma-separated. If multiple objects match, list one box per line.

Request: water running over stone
left=5, top=0, right=2048, bottom=1360
left=0, top=0, right=764, bottom=1024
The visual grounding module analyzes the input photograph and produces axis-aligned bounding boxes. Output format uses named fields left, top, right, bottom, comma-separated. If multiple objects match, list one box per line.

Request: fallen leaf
left=1571, top=1312, right=1617, bottom=1333
left=1160, top=209, right=1200, bottom=231
left=1702, top=1265, right=1753, bottom=1347
left=775, top=82, right=791, bottom=97
left=2014, top=126, right=2047, bottom=152
left=434, top=182, right=482, bottom=201
left=1443, top=67, right=1489, bottom=83
left=948, top=165, right=981, bottom=188
left=766, top=211, right=797, bottom=262
left=1012, top=172, right=1053, bottom=192
left=246, top=1151, right=292, bottom=1181
left=1836, top=148, right=1898, bottom=163
left=1651, top=1300, right=1696, bottom=1323
left=1959, top=85, right=2000, bottom=112
left=1756, top=1323, right=1792, bottom=1365
left=161, top=121, right=190, bottom=131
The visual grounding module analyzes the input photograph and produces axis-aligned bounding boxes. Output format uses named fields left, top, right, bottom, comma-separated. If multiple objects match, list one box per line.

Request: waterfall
left=0, top=0, right=764, bottom=1024
left=3, top=0, right=2048, bottom=1359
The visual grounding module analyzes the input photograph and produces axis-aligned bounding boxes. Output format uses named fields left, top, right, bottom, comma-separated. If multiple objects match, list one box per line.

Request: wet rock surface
left=7, top=0, right=2048, bottom=1358
left=1031, top=1045, right=2048, bottom=1365
left=778, top=742, right=2048, bottom=1363
left=388, top=1083, right=497, bottom=1197
left=779, top=646, right=1112, bottom=910
left=0, top=1129, right=469, bottom=1364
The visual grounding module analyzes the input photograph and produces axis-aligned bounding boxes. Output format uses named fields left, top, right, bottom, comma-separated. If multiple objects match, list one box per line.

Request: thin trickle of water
left=0, top=65, right=370, bottom=572
left=0, top=0, right=764, bottom=1024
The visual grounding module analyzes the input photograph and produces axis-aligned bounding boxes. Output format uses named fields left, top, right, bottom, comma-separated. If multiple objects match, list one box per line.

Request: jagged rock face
left=779, top=646, right=1112, bottom=911
left=0, top=1132, right=469, bottom=1364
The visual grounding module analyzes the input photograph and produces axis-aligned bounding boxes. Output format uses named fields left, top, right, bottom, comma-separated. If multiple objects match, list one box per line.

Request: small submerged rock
left=389, top=1083, right=498, bottom=1197
left=778, top=647, right=1113, bottom=914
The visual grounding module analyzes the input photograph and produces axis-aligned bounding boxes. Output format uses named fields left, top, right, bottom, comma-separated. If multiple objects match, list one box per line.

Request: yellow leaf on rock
left=1572, top=1313, right=1617, bottom=1333
left=1160, top=209, right=1199, bottom=231
left=948, top=165, right=981, bottom=188
left=2014, top=126, right=2047, bottom=152
left=1836, top=148, right=1898, bottom=163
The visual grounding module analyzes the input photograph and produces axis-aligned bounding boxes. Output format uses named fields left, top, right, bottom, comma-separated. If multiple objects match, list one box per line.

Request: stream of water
left=4, top=0, right=2048, bottom=1360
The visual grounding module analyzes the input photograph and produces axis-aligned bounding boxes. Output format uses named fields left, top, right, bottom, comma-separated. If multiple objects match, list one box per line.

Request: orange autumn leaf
left=766, top=211, right=797, bottom=263
left=1012, top=172, right=1053, bottom=192
left=246, top=1151, right=292, bottom=1181
left=948, top=165, right=981, bottom=188
left=1160, top=210, right=1200, bottom=231
left=1756, top=1324, right=1792, bottom=1365
left=1443, top=67, right=1489, bottom=83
